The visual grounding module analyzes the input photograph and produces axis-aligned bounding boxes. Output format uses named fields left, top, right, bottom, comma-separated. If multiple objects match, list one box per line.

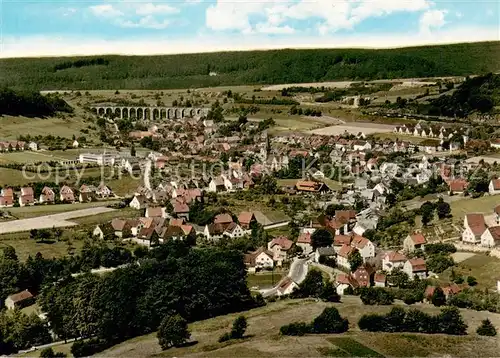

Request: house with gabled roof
left=267, top=237, right=293, bottom=266
left=480, top=226, right=500, bottom=248
left=18, top=187, right=35, bottom=207
left=59, top=185, right=75, bottom=203
left=39, top=186, right=55, bottom=204
left=335, top=273, right=359, bottom=295
left=403, top=258, right=427, bottom=280
left=382, top=251, right=407, bottom=273
left=5, top=290, right=34, bottom=310
left=130, top=194, right=147, bottom=210
left=337, top=245, right=357, bottom=271
left=238, top=211, right=255, bottom=230
left=462, top=213, right=487, bottom=244
left=488, top=179, right=500, bottom=195
left=0, top=187, right=14, bottom=207
left=297, top=232, right=313, bottom=254
left=351, top=235, right=375, bottom=261
left=403, top=233, right=427, bottom=253
left=244, top=247, right=274, bottom=273
left=276, top=277, right=298, bottom=296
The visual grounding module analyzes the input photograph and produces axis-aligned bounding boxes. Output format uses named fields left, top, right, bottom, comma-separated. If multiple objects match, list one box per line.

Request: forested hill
left=1, top=41, right=499, bottom=90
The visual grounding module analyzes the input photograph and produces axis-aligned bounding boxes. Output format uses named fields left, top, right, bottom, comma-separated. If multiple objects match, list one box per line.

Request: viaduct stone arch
left=90, top=106, right=209, bottom=120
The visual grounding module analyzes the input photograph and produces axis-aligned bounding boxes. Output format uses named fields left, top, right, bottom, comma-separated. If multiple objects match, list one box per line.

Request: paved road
left=0, top=207, right=116, bottom=234
left=144, top=159, right=152, bottom=191
left=261, top=257, right=308, bottom=297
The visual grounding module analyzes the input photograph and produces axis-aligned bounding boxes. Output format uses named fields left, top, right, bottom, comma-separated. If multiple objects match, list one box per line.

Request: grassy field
left=0, top=116, right=90, bottom=140
left=373, top=132, right=429, bottom=144
left=450, top=195, right=500, bottom=217
left=0, top=237, right=84, bottom=261
left=81, top=296, right=500, bottom=358
left=442, top=254, right=500, bottom=290
left=247, top=271, right=284, bottom=289
left=7, top=201, right=118, bottom=219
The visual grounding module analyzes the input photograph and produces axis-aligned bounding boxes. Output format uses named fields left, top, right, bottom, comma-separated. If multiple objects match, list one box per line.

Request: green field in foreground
left=7, top=200, right=118, bottom=219
left=74, top=296, right=499, bottom=358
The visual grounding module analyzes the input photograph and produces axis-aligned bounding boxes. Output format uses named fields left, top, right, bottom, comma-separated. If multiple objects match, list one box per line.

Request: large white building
left=79, top=152, right=116, bottom=166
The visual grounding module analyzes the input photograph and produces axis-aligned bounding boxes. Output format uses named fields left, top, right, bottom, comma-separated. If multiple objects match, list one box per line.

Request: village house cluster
left=0, top=184, right=114, bottom=208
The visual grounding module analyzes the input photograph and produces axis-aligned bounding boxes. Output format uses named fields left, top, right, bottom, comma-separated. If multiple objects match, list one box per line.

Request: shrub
left=280, top=322, right=311, bottom=336
left=311, top=307, right=349, bottom=334
left=476, top=319, right=497, bottom=336
left=320, top=281, right=341, bottom=302
left=467, top=276, right=477, bottom=286
left=435, top=307, right=468, bottom=335
left=71, top=338, right=108, bottom=358
left=384, top=307, right=407, bottom=332
left=157, top=314, right=191, bottom=350
left=360, top=287, right=394, bottom=305
left=218, top=332, right=232, bottom=343
left=403, top=309, right=434, bottom=333
left=426, top=254, right=454, bottom=273
left=431, top=287, right=447, bottom=307
left=40, top=347, right=66, bottom=358
left=358, top=314, right=386, bottom=332
left=424, top=243, right=456, bottom=255
left=230, top=316, right=247, bottom=339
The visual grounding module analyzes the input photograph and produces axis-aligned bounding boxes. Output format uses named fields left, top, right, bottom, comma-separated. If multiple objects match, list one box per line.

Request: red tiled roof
left=238, top=211, right=254, bottom=225
left=409, top=233, right=427, bottom=245
left=7, top=289, right=33, bottom=303
left=491, top=179, right=500, bottom=190
left=448, top=179, right=468, bottom=192
left=486, top=226, right=500, bottom=242
left=297, top=232, right=311, bottom=244
left=374, top=273, right=386, bottom=283
left=384, top=251, right=407, bottom=262
left=351, top=235, right=370, bottom=249
left=214, top=213, right=233, bottom=224
left=334, top=235, right=352, bottom=246
left=335, top=210, right=357, bottom=222
left=269, top=237, right=293, bottom=251
left=408, top=258, right=427, bottom=272
left=465, top=213, right=487, bottom=237
left=338, top=244, right=356, bottom=258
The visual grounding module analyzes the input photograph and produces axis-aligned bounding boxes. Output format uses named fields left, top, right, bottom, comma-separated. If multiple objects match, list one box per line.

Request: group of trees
left=38, top=242, right=258, bottom=354
left=359, top=306, right=467, bottom=335
left=359, top=287, right=395, bottom=305
left=53, top=58, right=110, bottom=71
left=291, top=270, right=340, bottom=303
left=0, top=88, right=72, bottom=117
left=289, top=106, right=322, bottom=116
left=5, top=43, right=497, bottom=90
left=0, top=309, right=52, bottom=355
left=419, top=198, right=451, bottom=226
left=280, top=307, right=348, bottom=336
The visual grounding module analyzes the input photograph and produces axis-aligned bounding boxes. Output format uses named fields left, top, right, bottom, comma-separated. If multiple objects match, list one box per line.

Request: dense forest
left=427, top=73, right=500, bottom=117
left=0, top=88, right=72, bottom=117
left=0, top=42, right=498, bottom=90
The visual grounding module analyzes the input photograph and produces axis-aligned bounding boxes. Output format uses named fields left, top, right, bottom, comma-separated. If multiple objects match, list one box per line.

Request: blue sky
left=1, top=0, right=498, bottom=57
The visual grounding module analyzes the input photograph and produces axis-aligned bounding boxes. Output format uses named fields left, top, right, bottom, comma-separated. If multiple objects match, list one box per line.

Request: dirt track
left=0, top=207, right=115, bottom=234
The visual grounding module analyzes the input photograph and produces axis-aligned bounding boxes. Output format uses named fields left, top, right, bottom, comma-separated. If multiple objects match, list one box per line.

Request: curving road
left=261, top=257, right=308, bottom=297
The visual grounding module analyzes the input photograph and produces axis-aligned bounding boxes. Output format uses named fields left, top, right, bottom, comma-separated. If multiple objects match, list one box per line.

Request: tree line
left=2, top=42, right=499, bottom=90
left=39, top=241, right=258, bottom=355
left=0, top=88, right=72, bottom=117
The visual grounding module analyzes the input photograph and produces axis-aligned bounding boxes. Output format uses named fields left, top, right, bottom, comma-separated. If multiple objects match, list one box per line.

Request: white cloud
left=88, top=2, right=179, bottom=29
left=420, top=9, right=447, bottom=33
left=89, top=4, right=123, bottom=18
left=456, top=11, right=463, bottom=18
left=61, top=8, right=77, bottom=17
left=3, top=26, right=498, bottom=58
left=205, top=0, right=436, bottom=35
left=255, top=23, right=295, bottom=34
left=135, top=3, right=179, bottom=16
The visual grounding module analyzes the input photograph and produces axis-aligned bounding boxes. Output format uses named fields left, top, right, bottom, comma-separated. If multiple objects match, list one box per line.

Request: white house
left=382, top=251, right=407, bottom=273
left=276, top=277, right=298, bottom=296
left=462, top=213, right=486, bottom=244
left=335, top=274, right=358, bottom=295
left=208, top=177, right=225, bottom=193
left=297, top=232, right=313, bottom=254
left=267, top=237, right=293, bottom=266
left=480, top=226, right=500, bottom=248
left=353, top=140, right=372, bottom=152
left=351, top=235, right=375, bottom=262
left=129, top=195, right=147, bottom=210
left=314, top=247, right=336, bottom=263
left=337, top=245, right=356, bottom=271
left=403, top=233, right=427, bottom=253
left=489, top=179, right=500, bottom=195
left=244, top=247, right=274, bottom=273
left=224, top=223, right=245, bottom=238
left=403, top=258, right=427, bottom=280
left=28, top=142, right=38, bottom=151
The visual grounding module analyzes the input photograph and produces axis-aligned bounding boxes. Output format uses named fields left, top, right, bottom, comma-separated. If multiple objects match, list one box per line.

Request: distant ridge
left=1, top=41, right=498, bottom=91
